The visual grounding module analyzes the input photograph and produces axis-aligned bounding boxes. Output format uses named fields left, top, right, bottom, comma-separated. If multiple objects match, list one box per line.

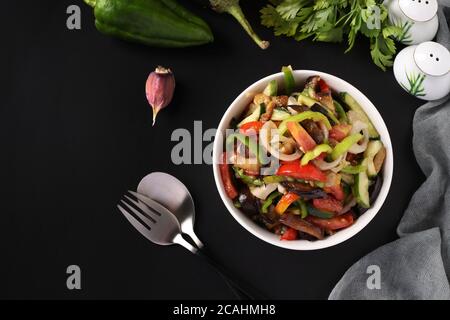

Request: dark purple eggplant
left=297, top=231, right=318, bottom=241
left=280, top=181, right=327, bottom=200
left=304, top=76, right=335, bottom=112
left=255, top=209, right=280, bottom=230
left=287, top=105, right=309, bottom=113
left=279, top=213, right=324, bottom=240
left=302, top=119, right=325, bottom=144
left=311, top=103, right=338, bottom=126
left=369, top=175, right=383, bottom=204
left=285, top=105, right=325, bottom=144
left=237, top=188, right=259, bottom=215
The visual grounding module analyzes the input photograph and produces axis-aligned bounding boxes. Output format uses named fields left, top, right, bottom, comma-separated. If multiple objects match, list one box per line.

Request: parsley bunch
left=261, top=0, right=403, bottom=70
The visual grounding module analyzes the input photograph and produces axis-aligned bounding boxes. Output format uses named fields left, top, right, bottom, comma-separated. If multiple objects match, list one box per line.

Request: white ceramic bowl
left=212, top=70, right=394, bottom=250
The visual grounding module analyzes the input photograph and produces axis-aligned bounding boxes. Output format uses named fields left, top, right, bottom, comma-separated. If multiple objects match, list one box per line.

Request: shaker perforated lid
left=414, top=41, right=450, bottom=77
left=398, top=0, right=438, bottom=22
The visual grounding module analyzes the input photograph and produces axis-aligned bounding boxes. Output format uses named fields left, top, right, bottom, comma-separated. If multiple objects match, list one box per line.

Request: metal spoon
left=117, top=191, right=265, bottom=300
left=137, top=172, right=204, bottom=248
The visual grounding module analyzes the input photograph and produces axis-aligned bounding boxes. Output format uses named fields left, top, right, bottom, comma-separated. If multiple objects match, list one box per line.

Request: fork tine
left=128, top=191, right=165, bottom=217
left=123, top=195, right=158, bottom=222
left=117, top=204, right=154, bottom=242
left=120, top=200, right=155, bottom=227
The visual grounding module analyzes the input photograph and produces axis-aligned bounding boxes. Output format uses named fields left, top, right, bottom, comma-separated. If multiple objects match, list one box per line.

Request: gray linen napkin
left=329, top=3, right=450, bottom=300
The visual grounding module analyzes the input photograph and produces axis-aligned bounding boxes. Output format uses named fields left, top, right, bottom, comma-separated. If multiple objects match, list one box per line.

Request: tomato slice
left=275, top=192, right=300, bottom=215
left=318, top=79, right=330, bottom=93
left=329, top=124, right=352, bottom=142
left=239, top=121, right=264, bottom=135
left=324, top=184, right=345, bottom=201
left=306, top=212, right=354, bottom=230
left=219, top=152, right=238, bottom=199
left=286, top=121, right=316, bottom=152
left=280, top=227, right=298, bottom=240
left=312, top=197, right=343, bottom=213
left=277, top=162, right=327, bottom=182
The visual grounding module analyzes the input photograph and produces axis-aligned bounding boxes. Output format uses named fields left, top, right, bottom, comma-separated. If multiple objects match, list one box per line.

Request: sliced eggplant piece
left=369, top=174, right=383, bottom=205
left=279, top=213, right=324, bottom=240
left=301, top=119, right=325, bottom=144
left=373, top=146, right=386, bottom=175
left=311, top=103, right=339, bottom=125
left=280, top=105, right=324, bottom=144
left=304, top=76, right=335, bottom=112
left=280, top=181, right=327, bottom=199
left=237, top=188, right=259, bottom=215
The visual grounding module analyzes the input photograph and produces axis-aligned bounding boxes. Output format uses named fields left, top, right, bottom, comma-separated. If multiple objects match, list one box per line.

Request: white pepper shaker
left=393, top=41, right=450, bottom=100
left=385, top=0, right=439, bottom=44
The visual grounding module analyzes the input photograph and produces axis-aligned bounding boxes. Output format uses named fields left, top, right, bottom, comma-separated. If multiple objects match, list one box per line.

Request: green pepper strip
left=297, top=200, right=308, bottom=218
left=282, top=66, right=295, bottom=95
left=330, top=133, right=363, bottom=160
left=263, top=175, right=286, bottom=184
left=232, top=167, right=263, bottom=186
left=278, top=111, right=332, bottom=135
left=334, top=100, right=348, bottom=124
left=226, top=133, right=267, bottom=164
left=307, top=206, right=334, bottom=219
left=340, top=164, right=367, bottom=174
left=301, top=144, right=333, bottom=166
left=261, top=191, right=282, bottom=213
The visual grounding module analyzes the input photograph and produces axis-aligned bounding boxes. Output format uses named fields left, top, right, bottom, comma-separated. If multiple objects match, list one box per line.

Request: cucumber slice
left=263, top=80, right=278, bottom=96
left=341, top=92, right=379, bottom=138
left=271, top=107, right=291, bottom=121
left=341, top=164, right=367, bottom=174
left=364, top=140, right=383, bottom=177
left=297, top=93, right=317, bottom=107
left=238, top=104, right=262, bottom=127
left=353, top=159, right=370, bottom=208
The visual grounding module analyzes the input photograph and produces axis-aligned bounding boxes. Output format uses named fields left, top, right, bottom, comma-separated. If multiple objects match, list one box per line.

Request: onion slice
left=313, top=154, right=344, bottom=171
left=348, top=120, right=369, bottom=154
left=318, top=121, right=329, bottom=142
left=331, top=158, right=349, bottom=173
left=339, top=196, right=357, bottom=215
left=260, top=121, right=302, bottom=162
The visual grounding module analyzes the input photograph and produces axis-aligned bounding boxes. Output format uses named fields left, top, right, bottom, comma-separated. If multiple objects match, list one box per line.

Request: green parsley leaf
left=277, top=0, right=311, bottom=19
left=260, top=0, right=401, bottom=70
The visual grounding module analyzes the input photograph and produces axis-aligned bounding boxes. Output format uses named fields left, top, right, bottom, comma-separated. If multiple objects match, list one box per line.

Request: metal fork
left=117, top=191, right=266, bottom=300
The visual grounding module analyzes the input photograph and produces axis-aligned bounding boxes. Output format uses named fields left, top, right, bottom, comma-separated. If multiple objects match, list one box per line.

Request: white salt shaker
left=393, top=41, right=450, bottom=100
left=385, top=0, right=439, bottom=44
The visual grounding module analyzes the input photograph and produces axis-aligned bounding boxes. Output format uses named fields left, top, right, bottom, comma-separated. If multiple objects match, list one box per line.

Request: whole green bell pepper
left=84, top=0, right=214, bottom=48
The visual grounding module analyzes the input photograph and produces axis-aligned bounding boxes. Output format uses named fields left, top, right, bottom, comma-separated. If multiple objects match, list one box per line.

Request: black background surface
left=0, top=1, right=424, bottom=299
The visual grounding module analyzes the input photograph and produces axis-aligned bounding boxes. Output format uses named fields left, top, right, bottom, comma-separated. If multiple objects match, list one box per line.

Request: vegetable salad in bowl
left=218, top=67, right=387, bottom=242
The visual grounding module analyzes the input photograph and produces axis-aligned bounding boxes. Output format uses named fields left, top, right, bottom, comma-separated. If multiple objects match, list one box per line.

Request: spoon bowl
left=137, top=172, right=204, bottom=248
